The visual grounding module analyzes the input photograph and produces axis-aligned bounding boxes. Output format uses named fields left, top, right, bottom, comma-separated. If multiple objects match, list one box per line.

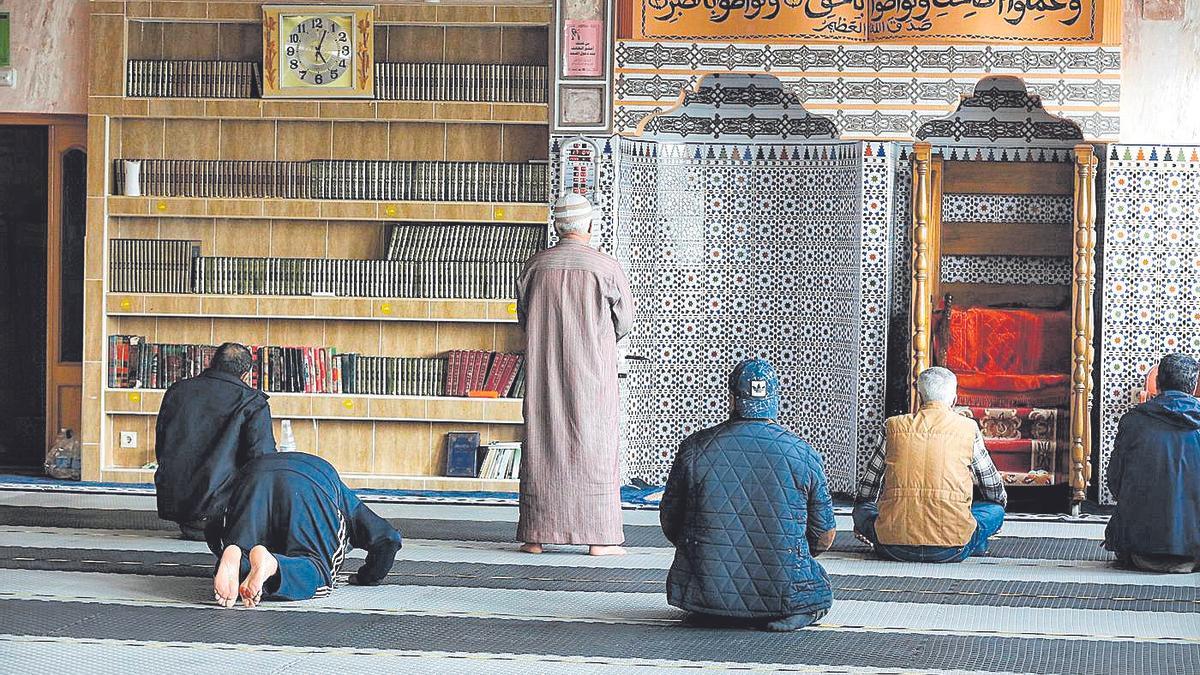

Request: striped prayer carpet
left=0, top=490, right=1195, bottom=674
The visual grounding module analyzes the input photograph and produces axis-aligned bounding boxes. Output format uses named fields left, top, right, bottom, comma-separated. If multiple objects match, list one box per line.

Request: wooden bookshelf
left=107, top=196, right=549, bottom=222
left=85, top=1, right=550, bottom=486
left=91, top=97, right=548, bottom=124
left=106, top=293, right=519, bottom=323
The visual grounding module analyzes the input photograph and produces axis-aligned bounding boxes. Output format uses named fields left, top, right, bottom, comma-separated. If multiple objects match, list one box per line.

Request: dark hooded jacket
left=1105, top=390, right=1200, bottom=558
left=154, top=369, right=276, bottom=523
left=659, top=418, right=836, bottom=618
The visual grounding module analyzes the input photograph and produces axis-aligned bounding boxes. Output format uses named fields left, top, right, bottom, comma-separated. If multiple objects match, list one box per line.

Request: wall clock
left=262, top=5, right=374, bottom=98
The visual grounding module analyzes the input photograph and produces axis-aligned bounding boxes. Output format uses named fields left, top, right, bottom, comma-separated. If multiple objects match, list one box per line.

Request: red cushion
left=944, top=307, right=1071, bottom=376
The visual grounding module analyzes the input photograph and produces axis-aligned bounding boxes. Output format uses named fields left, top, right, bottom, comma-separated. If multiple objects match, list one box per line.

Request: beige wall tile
left=218, top=23, right=263, bottom=61
left=161, top=22, right=220, bottom=60
left=385, top=26, right=444, bottom=62
left=270, top=220, right=328, bottom=257
left=315, top=298, right=374, bottom=318
left=436, top=6, right=495, bottom=24
left=377, top=4, right=438, bottom=22
left=257, top=296, right=316, bottom=317
left=276, top=121, right=333, bottom=161
left=325, top=223, right=381, bottom=259
left=380, top=322, right=439, bottom=357
left=501, top=125, right=549, bottom=162
left=389, top=122, right=445, bottom=160
left=154, top=317, right=214, bottom=344
left=445, top=27, right=500, bottom=63
left=435, top=324, right=496, bottom=352
left=89, top=14, right=125, bottom=96
left=212, top=318, right=269, bottom=347
left=110, top=416, right=151, bottom=468
left=269, top=395, right=313, bottom=418
left=158, top=217, right=215, bottom=251
left=318, top=420, right=374, bottom=473
left=82, top=443, right=101, bottom=481
left=201, top=296, right=259, bottom=316
left=312, top=396, right=369, bottom=419
left=493, top=324, right=526, bottom=353
left=208, top=2, right=262, bottom=21
left=368, top=397, right=428, bottom=419
left=213, top=219, right=271, bottom=257
left=114, top=316, right=159, bottom=341
left=272, top=417, right=314, bottom=453
left=500, top=26, right=549, bottom=65
left=332, top=122, right=390, bottom=160
left=219, top=120, right=277, bottom=161
left=119, top=119, right=166, bottom=159
left=267, top=319, right=326, bottom=347
left=162, top=119, right=220, bottom=158
left=143, top=294, right=203, bottom=315
left=446, top=124, right=503, bottom=162
left=126, top=21, right=164, bottom=60
left=324, top=320, right=381, bottom=355
left=488, top=424, right=525, bottom=443
left=152, top=1, right=207, bottom=19
left=374, top=421, right=435, bottom=476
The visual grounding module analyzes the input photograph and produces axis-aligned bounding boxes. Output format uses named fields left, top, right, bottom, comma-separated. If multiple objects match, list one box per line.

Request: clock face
left=281, top=14, right=354, bottom=88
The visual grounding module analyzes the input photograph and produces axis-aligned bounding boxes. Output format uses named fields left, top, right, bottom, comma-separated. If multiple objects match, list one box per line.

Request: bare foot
left=519, top=543, right=543, bottom=554
left=213, top=545, right=241, bottom=608
left=588, top=545, right=627, bottom=556
left=238, top=545, right=278, bottom=608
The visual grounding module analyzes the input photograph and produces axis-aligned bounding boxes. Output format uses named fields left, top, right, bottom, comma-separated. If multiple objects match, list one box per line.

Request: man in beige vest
left=852, top=367, right=1007, bottom=563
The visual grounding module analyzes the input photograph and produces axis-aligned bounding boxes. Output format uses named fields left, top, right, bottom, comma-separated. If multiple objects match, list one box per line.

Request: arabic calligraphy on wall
left=632, top=0, right=1115, bottom=43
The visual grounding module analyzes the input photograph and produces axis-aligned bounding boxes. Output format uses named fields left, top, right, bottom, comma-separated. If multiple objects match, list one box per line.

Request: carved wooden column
left=1069, top=144, right=1097, bottom=507
left=909, top=143, right=933, bottom=411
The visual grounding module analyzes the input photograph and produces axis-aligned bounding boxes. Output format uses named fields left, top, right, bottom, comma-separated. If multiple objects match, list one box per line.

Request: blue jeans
left=852, top=501, right=1005, bottom=563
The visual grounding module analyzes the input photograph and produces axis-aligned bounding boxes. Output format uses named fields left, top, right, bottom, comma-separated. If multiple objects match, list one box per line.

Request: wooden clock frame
left=262, top=4, right=374, bottom=98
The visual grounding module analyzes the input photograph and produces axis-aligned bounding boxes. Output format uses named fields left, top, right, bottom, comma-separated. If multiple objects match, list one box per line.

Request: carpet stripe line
left=1, top=591, right=1195, bottom=645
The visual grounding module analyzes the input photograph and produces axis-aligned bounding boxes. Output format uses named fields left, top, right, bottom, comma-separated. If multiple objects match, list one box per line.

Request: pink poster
left=563, top=20, right=603, bottom=78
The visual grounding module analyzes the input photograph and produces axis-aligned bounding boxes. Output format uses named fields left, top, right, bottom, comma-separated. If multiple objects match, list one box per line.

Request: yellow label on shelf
left=380, top=302, right=392, bottom=315
left=493, top=207, right=506, bottom=220
left=384, top=205, right=397, bottom=217
left=119, top=298, right=132, bottom=310
left=128, top=392, right=141, bottom=403
left=342, top=399, right=354, bottom=410
left=506, top=303, right=517, bottom=316
left=155, top=200, right=167, bottom=212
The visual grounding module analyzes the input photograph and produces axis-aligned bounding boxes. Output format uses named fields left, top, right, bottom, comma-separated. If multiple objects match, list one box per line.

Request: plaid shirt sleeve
left=970, top=429, right=1008, bottom=507
left=855, top=433, right=887, bottom=503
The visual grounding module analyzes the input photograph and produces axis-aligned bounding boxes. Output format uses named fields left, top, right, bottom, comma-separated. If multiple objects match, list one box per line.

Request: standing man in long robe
left=516, top=193, right=634, bottom=556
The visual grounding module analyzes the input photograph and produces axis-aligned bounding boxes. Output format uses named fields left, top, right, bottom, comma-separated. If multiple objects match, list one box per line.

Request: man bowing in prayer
left=515, top=193, right=634, bottom=556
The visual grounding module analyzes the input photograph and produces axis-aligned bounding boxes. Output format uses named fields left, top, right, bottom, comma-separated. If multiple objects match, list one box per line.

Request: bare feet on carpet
left=519, top=543, right=544, bottom=554
left=213, top=545, right=241, bottom=608
left=238, top=545, right=279, bottom=608
left=589, top=545, right=626, bottom=556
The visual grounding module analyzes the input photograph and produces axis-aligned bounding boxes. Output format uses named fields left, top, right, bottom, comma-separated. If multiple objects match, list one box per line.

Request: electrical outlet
left=119, top=431, right=138, bottom=448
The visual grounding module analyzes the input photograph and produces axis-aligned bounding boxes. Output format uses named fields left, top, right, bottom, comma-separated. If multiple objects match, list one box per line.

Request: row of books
left=477, top=441, right=522, bottom=480
left=307, top=160, right=549, bottom=203
left=123, top=59, right=546, bottom=103
left=445, top=350, right=526, bottom=398
left=107, top=335, right=524, bottom=398
left=126, top=59, right=263, bottom=98
left=110, top=239, right=201, bottom=293
left=113, top=158, right=549, bottom=203
left=374, top=62, right=546, bottom=103
left=113, top=160, right=310, bottom=199
left=192, top=257, right=525, bottom=299
left=385, top=223, right=543, bottom=263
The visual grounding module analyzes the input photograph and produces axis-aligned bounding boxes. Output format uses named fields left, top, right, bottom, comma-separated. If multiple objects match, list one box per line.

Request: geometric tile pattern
left=1098, top=145, right=1200, bottom=504
left=614, top=42, right=1121, bottom=140
left=942, top=193, right=1075, bottom=224
left=940, top=255, right=1073, bottom=286
left=915, top=76, right=1084, bottom=148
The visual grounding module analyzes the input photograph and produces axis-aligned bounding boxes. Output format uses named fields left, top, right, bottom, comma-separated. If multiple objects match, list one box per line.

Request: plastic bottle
left=279, top=419, right=296, bottom=452
left=45, top=428, right=81, bottom=480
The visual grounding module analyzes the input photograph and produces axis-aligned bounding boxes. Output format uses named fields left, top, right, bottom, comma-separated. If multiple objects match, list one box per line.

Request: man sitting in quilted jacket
left=659, top=358, right=837, bottom=632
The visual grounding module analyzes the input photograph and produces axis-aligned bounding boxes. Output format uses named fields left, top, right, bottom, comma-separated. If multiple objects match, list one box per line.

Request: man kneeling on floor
left=659, top=359, right=836, bottom=631
left=1105, top=353, right=1200, bottom=573
left=852, top=367, right=1007, bottom=563
left=210, top=452, right=403, bottom=607
left=155, top=342, right=277, bottom=540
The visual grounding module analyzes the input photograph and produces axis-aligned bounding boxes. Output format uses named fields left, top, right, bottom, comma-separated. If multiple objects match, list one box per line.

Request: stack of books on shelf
left=477, top=441, right=522, bottom=480
left=113, top=159, right=309, bottom=198
left=374, top=62, right=547, bottom=103
left=109, top=239, right=200, bottom=293
left=383, top=222, right=542, bottom=299
left=444, top=350, right=525, bottom=398
left=126, top=60, right=263, bottom=98
left=113, top=158, right=548, bottom=203
left=307, top=160, right=548, bottom=202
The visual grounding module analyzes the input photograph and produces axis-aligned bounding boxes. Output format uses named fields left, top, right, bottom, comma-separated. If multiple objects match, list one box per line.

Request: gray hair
left=916, top=366, right=957, bottom=404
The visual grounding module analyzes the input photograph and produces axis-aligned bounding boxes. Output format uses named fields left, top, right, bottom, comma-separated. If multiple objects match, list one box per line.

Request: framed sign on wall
left=553, top=0, right=612, bottom=133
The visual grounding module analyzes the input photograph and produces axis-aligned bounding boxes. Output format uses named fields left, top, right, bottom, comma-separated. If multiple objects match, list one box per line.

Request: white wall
left=1121, top=0, right=1200, bottom=143
left=0, top=0, right=88, bottom=115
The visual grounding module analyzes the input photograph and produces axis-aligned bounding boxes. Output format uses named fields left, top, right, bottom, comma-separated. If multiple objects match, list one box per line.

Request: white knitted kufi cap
left=553, top=193, right=594, bottom=225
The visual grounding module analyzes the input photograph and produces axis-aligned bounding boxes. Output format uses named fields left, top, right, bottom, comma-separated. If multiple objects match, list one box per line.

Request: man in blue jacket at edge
left=660, top=358, right=837, bottom=631
left=1105, top=352, right=1200, bottom=573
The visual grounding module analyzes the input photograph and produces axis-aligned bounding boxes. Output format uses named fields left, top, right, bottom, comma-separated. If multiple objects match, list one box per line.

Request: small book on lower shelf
left=476, top=441, right=522, bottom=481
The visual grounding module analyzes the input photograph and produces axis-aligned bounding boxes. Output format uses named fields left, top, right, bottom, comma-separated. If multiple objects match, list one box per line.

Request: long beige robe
left=515, top=240, right=634, bottom=545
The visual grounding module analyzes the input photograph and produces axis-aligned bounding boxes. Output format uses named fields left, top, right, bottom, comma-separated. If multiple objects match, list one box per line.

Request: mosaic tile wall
left=614, top=137, right=892, bottom=491
left=1099, top=145, right=1200, bottom=504
left=614, top=43, right=1121, bottom=140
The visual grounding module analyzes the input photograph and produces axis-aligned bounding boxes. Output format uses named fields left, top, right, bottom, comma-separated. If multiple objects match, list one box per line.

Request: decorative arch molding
left=916, top=76, right=1085, bottom=149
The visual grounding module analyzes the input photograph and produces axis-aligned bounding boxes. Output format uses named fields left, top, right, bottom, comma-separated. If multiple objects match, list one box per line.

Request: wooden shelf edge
left=105, top=293, right=520, bottom=323
left=92, top=97, right=549, bottom=125
left=105, top=410, right=525, bottom=424
left=97, top=467, right=519, bottom=491
left=105, top=388, right=523, bottom=403
left=105, top=196, right=550, bottom=223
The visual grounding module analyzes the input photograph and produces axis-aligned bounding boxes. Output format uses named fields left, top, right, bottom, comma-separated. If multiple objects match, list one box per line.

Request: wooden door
left=45, top=121, right=87, bottom=448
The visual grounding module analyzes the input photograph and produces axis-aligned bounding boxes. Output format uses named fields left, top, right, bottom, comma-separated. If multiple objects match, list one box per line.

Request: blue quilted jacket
left=660, top=418, right=836, bottom=618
